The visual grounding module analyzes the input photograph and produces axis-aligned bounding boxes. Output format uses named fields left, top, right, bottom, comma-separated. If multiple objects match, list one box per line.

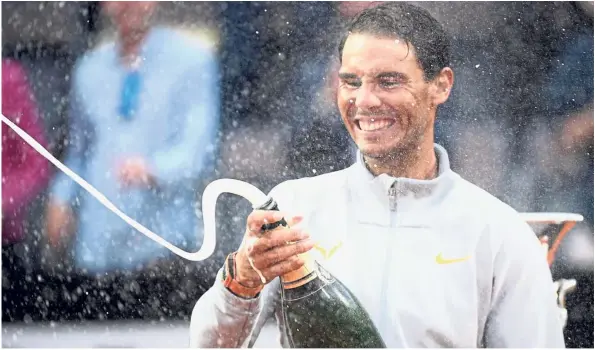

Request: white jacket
left=189, top=144, right=565, bottom=348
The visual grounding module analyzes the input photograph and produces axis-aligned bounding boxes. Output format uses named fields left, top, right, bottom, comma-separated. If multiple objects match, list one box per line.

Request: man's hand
left=45, top=198, right=75, bottom=248
left=117, top=156, right=155, bottom=188
left=233, top=210, right=315, bottom=292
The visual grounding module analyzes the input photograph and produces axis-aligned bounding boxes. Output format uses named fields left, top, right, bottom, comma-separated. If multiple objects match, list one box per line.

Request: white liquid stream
left=1, top=114, right=270, bottom=263
left=1, top=114, right=583, bottom=283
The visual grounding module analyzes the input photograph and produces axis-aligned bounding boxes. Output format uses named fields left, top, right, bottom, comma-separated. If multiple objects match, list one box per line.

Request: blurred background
left=1, top=1, right=593, bottom=348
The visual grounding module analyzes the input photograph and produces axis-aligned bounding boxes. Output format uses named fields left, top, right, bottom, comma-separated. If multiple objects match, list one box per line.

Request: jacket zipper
left=379, top=182, right=397, bottom=335
left=388, top=183, right=398, bottom=212
left=384, top=182, right=409, bottom=346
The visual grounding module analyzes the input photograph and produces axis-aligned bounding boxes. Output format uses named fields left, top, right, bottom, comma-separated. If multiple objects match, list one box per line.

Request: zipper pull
left=388, top=183, right=397, bottom=212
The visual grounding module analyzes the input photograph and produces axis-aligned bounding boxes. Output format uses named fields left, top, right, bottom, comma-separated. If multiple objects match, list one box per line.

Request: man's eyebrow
left=375, top=72, right=408, bottom=79
left=338, top=72, right=409, bottom=80
left=338, top=73, right=359, bottom=80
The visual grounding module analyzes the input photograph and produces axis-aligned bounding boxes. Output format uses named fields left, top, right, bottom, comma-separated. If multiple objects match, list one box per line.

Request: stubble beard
left=360, top=118, right=429, bottom=165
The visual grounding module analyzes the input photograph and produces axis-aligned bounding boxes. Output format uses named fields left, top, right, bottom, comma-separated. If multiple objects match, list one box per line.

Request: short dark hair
left=338, top=2, right=451, bottom=81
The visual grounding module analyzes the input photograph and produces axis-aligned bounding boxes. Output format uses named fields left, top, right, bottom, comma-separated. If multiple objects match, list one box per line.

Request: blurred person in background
left=43, top=1, right=220, bottom=319
left=526, top=2, right=594, bottom=346
left=531, top=3, right=593, bottom=228
left=2, top=57, right=51, bottom=320
left=2, top=58, right=51, bottom=247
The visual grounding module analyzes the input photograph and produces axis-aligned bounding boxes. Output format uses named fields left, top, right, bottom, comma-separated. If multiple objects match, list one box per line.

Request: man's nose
left=354, top=86, right=382, bottom=110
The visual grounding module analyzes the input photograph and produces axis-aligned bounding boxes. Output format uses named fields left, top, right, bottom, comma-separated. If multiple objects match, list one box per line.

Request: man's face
left=103, top=1, right=156, bottom=37
left=337, top=33, right=447, bottom=160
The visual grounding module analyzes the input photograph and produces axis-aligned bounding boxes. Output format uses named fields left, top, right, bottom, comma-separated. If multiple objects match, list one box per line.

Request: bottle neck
left=252, top=198, right=320, bottom=290
left=280, top=252, right=319, bottom=289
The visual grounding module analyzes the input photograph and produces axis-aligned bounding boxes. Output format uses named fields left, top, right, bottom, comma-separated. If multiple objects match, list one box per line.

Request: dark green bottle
left=255, top=198, right=386, bottom=348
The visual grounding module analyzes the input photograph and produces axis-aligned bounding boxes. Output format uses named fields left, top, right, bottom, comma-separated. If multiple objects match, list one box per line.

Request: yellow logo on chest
left=313, top=241, right=344, bottom=260
left=435, top=252, right=471, bottom=265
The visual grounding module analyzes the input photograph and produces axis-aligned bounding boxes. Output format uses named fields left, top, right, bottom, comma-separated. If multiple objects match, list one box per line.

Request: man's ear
left=429, top=67, right=454, bottom=106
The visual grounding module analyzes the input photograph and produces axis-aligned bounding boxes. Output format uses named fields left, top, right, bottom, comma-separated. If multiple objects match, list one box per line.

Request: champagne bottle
left=255, top=198, right=386, bottom=348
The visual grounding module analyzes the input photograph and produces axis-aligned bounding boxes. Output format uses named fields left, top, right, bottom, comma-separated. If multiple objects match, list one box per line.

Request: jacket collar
left=346, top=143, right=459, bottom=226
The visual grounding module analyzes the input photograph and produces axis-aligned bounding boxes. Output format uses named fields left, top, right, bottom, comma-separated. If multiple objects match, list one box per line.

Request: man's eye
left=343, top=80, right=361, bottom=88
left=379, top=80, right=401, bottom=88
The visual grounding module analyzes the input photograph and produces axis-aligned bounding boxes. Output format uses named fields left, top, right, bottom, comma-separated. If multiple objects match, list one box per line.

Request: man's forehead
left=340, top=33, right=419, bottom=72
left=342, top=33, right=415, bottom=57
left=341, top=48, right=419, bottom=77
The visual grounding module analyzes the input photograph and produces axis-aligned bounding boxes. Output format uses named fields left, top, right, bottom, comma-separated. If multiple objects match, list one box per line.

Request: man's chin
left=358, top=141, right=413, bottom=160
left=358, top=145, right=393, bottom=160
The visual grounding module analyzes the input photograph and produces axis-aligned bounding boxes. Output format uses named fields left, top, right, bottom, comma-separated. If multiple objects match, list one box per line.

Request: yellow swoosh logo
left=313, top=241, right=344, bottom=260
left=435, top=253, right=471, bottom=265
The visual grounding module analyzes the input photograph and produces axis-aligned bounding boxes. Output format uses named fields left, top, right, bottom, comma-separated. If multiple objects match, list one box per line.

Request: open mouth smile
left=355, top=118, right=396, bottom=131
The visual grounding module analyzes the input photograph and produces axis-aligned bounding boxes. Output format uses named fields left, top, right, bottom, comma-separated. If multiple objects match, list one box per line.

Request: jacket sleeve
left=189, top=268, right=280, bottom=348
left=188, top=181, right=295, bottom=348
left=483, top=211, right=566, bottom=348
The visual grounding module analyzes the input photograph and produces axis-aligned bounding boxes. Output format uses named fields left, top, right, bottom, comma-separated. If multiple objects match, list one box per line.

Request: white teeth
left=358, top=119, right=394, bottom=131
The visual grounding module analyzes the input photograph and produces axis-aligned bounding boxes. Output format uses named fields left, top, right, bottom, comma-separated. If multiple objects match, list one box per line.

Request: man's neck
left=363, top=143, right=438, bottom=180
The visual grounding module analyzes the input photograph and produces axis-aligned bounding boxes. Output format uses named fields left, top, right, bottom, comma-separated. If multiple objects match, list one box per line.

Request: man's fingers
left=246, top=210, right=286, bottom=233
left=250, top=227, right=310, bottom=254
left=246, top=210, right=302, bottom=235
left=251, top=238, right=315, bottom=267
left=285, top=215, right=304, bottom=227
left=262, top=256, right=306, bottom=281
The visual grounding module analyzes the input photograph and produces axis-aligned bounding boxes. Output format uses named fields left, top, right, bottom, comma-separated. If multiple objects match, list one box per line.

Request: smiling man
left=189, top=3, right=564, bottom=348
